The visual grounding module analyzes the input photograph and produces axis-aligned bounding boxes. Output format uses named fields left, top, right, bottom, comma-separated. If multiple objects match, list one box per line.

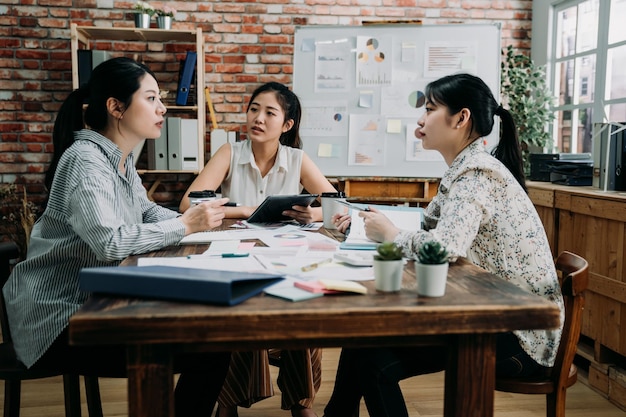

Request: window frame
left=532, top=0, right=626, bottom=153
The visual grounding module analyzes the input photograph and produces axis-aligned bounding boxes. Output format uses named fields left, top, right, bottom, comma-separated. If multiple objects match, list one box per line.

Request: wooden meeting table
left=69, top=225, right=560, bottom=417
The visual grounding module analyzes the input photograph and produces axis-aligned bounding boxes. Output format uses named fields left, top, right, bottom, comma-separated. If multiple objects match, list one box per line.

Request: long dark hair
left=246, top=81, right=302, bottom=149
left=425, top=73, right=526, bottom=192
left=47, top=57, right=156, bottom=190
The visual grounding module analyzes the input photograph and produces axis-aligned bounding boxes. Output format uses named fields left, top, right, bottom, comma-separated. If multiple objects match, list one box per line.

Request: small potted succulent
left=415, top=240, right=450, bottom=297
left=373, top=241, right=404, bottom=292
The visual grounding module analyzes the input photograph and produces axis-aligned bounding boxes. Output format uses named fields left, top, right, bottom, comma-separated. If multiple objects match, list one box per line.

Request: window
left=532, top=0, right=626, bottom=154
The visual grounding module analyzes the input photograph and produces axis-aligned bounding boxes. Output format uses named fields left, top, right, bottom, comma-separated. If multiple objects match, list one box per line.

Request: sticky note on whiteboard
left=387, top=119, right=402, bottom=133
left=318, top=143, right=340, bottom=158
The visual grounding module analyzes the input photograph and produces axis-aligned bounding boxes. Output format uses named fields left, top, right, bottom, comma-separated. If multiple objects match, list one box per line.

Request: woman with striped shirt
left=2, top=57, right=231, bottom=417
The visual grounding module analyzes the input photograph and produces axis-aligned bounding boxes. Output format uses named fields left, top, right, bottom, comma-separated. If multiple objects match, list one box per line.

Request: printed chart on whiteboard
left=293, top=23, right=501, bottom=178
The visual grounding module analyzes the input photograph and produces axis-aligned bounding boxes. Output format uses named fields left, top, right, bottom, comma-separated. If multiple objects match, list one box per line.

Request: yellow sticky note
left=318, top=143, right=340, bottom=158
left=387, top=119, right=402, bottom=133
left=318, top=143, right=333, bottom=157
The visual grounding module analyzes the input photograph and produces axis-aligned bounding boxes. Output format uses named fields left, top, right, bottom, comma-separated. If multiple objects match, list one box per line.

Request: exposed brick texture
left=0, top=0, right=533, bottom=219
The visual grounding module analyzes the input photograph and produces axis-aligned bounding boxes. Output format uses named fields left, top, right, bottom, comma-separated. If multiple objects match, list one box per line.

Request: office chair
left=0, top=240, right=106, bottom=417
left=496, top=250, right=589, bottom=417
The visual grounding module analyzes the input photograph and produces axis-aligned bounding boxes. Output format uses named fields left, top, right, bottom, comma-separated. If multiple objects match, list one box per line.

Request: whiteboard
left=293, top=23, right=501, bottom=178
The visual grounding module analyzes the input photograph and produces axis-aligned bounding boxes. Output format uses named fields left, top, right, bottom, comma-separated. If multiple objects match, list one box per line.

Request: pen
left=224, top=202, right=241, bottom=207
left=336, top=200, right=370, bottom=212
left=187, top=252, right=249, bottom=259
left=301, top=258, right=333, bottom=272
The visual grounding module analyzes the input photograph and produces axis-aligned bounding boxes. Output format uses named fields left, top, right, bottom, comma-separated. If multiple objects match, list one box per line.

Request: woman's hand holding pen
left=223, top=204, right=255, bottom=220
left=359, top=207, right=400, bottom=243
left=180, top=197, right=228, bottom=234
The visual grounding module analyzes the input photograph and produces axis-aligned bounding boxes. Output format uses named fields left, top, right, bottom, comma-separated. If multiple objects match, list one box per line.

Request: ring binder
left=176, top=51, right=197, bottom=106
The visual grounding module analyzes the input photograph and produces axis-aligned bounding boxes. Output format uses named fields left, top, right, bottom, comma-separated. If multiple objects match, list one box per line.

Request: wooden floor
left=3, top=348, right=626, bottom=417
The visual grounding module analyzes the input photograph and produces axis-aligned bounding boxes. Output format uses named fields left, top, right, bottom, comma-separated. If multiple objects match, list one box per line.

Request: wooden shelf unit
left=69, top=24, right=206, bottom=174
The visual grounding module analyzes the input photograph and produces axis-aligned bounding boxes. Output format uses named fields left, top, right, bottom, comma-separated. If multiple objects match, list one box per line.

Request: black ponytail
left=46, top=86, right=90, bottom=190
left=491, top=106, right=526, bottom=192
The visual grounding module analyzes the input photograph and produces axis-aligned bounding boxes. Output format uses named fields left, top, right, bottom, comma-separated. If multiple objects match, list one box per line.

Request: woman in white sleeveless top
left=181, top=82, right=338, bottom=417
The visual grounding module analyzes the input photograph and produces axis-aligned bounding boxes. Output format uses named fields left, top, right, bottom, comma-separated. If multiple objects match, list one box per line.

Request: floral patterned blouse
left=395, top=140, right=564, bottom=367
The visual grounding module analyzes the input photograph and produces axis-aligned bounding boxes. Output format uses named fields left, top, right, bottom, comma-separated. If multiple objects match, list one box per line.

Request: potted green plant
left=155, top=5, right=176, bottom=29
left=415, top=240, right=450, bottom=297
left=373, top=241, right=404, bottom=292
left=500, top=45, right=556, bottom=176
left=133, top=1, right=155, bottom=28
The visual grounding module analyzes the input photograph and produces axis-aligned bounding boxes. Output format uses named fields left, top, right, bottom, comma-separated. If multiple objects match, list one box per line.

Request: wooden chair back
left=495, top=250, right=589, bottom=417
left=552, top=251, right=589, bottom=390
left=0, top=242, right=19, bottom=343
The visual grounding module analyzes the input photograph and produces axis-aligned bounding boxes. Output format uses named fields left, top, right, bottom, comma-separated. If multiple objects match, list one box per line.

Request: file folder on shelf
left=176, top=51, right=197, bottom=106
left=147, top=117, right=168, bottom=170
left=79, top=265, right=285, bottom=306
left=167, top=117, right=199, bottom=171
left=167, top=117, right=183, bottom=170
left=77, top=50, right=111, bottom=88
left=181, top=118, right=199, bottom=170
left=77, top=50, right=92, bottom=88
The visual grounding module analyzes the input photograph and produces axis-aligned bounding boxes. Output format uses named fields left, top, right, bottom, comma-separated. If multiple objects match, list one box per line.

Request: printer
left=529, top=153, right=593, bottom=186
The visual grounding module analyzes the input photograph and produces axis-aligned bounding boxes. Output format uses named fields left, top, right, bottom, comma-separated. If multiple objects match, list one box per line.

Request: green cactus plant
left=374, top=241, right=403, bottom=261
left=417, top=240, right=449, bottom=265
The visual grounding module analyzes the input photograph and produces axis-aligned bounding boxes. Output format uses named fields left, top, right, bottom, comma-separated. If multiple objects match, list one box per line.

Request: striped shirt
left=394, top=140, right=565, bottom=367
left=2, top=129, right=186, bottom=368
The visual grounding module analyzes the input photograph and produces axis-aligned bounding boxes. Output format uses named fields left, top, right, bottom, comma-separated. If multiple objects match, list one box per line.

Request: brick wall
left=0, top=0, right=533, bottom=228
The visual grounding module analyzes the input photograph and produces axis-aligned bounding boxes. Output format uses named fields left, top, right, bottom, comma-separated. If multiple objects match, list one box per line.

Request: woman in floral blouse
left=323, top=73, right=565, bottom=417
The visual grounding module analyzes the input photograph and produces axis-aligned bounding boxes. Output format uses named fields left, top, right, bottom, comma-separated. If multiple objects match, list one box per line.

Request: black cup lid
left=321, top=191, right=345, bottom=198
left=189, top=190, right=216, bottom=198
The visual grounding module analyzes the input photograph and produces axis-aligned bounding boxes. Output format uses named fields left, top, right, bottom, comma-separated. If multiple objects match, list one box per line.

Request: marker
left=336, top=200, right=370, bottom=212
left=301, top=257, right=333, bottom=272
left=224, top=202, right=241, bottom=207
left=187, top=252, right=249, bottom=259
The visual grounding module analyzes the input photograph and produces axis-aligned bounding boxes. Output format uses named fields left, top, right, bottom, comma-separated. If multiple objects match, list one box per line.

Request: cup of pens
left=321, top=192, right=346, bottom=229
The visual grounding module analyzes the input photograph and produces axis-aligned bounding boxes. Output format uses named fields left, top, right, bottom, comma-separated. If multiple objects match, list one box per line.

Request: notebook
left=340, top=204, right=423, bottom=250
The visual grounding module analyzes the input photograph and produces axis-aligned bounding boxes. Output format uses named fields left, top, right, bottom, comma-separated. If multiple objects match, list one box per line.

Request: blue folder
left=79, top=265, right=284, bottom=306
left=175, top=51, right=197, bottom=106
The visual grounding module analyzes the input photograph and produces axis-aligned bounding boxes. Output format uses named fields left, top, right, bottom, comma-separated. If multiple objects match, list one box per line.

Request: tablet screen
left=247, top=194, right=319, bottom=223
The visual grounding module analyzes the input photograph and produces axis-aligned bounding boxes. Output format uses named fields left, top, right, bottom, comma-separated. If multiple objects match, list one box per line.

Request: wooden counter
left=336, top=177, right=440, bottom=207
left=527, top=181, right=626, bottom=364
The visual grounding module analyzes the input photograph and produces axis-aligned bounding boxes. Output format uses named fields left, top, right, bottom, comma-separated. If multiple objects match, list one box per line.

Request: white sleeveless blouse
left=220, top=140, right=304, bottom=206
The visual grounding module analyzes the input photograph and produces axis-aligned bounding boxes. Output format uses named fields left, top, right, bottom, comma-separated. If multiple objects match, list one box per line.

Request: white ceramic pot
left=415, top=262, right=449, bottom=297
left=373, top=259, right=403, bottom=292
left=134, top=13, right=151, bottom=29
